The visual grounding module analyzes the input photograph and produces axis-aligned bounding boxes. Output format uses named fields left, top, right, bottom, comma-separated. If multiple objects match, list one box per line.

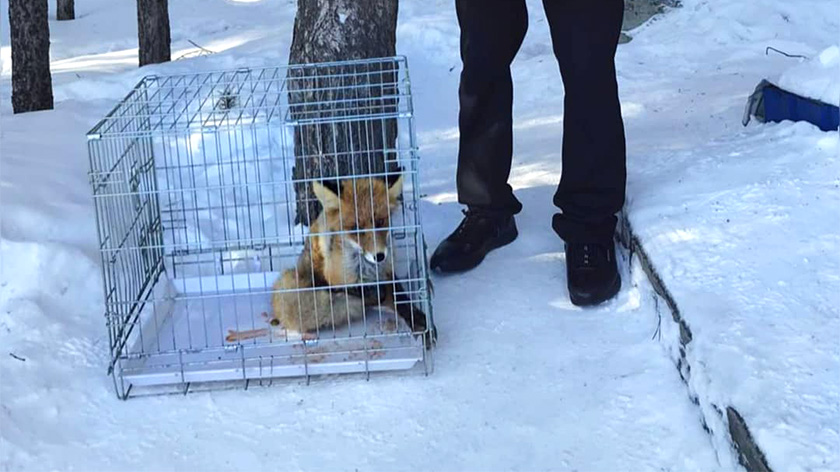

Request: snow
left=627, top=123, right=840, bottom=472
left=1, top=0, right=838, bottom=471
left=613, top=4, right=840, bottom=471
left=777, top=45, right=840, bottom=106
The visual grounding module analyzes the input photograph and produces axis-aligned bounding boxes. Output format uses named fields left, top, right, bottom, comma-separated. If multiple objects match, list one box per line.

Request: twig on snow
left=9, top=353, right=26, bottom=362
left=765, top=46, right=807, bottom=59
left=175, top=40, right=217, bottom=60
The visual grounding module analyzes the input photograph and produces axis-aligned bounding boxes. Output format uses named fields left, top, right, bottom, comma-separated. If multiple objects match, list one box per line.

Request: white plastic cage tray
left=117, top=272, right=427, bottom=390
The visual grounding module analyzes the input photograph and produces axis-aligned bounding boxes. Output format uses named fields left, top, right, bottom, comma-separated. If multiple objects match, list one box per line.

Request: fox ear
left=312, top=180, right=341, bottom=211
left=387, top=175, right=403, bottom=205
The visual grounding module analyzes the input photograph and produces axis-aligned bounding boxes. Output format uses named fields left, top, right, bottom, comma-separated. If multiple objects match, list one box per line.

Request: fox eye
left=375, top=218, right=386, bottom=227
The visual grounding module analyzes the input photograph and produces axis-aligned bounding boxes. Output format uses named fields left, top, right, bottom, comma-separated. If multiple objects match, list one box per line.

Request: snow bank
left=777, top=45, right=840, bottom=106
left=617, top=2, right=840, bottom=470
left=627, top=122, right=840, bottom=472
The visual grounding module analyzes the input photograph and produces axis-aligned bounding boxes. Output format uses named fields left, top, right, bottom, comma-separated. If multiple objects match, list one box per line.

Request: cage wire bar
left=87, top=57, right=434, bottom=399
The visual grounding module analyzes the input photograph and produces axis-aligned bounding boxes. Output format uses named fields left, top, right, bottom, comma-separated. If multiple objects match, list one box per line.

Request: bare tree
left=57, top=0, right=74, bottom=20
left=9, top=0, right=53, bottom=113
left=137, top=0, right=170, bottom=67
left=288, top=0, right=399, bottom=225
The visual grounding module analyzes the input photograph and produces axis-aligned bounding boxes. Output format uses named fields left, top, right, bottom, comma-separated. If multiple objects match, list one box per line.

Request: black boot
left=430, top=208, right=518, bottom=273
left=565, top=241, right=621, bottom=306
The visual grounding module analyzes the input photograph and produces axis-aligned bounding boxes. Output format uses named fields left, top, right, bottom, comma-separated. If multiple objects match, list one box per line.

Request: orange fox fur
left=271, top=176, right=404, bottom=334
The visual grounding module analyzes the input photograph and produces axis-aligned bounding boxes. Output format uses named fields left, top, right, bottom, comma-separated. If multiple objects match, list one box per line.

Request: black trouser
left=455, top=0, right=626, bottom=243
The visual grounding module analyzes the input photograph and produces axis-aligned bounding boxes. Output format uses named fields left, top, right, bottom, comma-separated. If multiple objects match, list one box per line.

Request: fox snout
left=363, top=248, right=388, bottom=265
left=356, top=229, right=391, bottom=266
left=341, top=229, right=391, bottom=267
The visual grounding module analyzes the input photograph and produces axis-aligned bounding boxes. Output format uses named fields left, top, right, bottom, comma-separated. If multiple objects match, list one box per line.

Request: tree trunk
left=57, top=0, right=74, bottom=20
left=9, top=0, right=53, bottom=114
left=137, top=0, right=170, bottom=67
left=288, top=0, right=399, bottom=226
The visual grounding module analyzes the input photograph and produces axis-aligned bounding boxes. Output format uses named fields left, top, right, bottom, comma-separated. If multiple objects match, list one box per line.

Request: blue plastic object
left=744, top=79, right=839, bottom=132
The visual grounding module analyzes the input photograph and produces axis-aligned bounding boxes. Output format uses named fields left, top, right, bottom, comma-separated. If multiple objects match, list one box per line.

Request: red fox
left=226, top=174, right=433, bottom=344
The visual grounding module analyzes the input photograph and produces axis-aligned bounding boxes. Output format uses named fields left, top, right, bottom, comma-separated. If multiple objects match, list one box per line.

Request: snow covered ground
left=1, top=0, right=838, bottom=471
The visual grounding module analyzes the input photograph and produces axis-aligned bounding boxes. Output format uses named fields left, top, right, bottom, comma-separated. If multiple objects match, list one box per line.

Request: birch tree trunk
left=288, top=0, right=399, bottom=225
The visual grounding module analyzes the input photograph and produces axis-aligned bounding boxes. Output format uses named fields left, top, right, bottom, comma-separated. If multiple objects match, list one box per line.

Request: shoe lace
left=572, top=243, right=605, bottom=269
left=453, top=209, right=491, bottom=240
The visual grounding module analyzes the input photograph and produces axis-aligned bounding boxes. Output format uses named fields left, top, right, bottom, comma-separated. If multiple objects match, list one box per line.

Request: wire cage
left=87, top=57, right=434, bottom=399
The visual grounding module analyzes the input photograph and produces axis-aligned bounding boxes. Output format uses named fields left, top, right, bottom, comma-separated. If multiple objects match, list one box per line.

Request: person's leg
left=542, top=0, right=626, bottom=243
left=455, top=0, right=528, bottom=215
left=430, top=0, right=528, bottom=273
left=542, top=0, right=626, bottom=305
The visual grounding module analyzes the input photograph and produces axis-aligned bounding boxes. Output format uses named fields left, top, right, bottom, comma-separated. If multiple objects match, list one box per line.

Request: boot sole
left=569, top=272, right=622, bottom=307
left=431, top=225, right=518, bottom=274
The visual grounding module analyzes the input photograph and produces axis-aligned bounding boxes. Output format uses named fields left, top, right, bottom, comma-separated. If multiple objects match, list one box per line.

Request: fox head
left=311, top=175, right=404, bottom=268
